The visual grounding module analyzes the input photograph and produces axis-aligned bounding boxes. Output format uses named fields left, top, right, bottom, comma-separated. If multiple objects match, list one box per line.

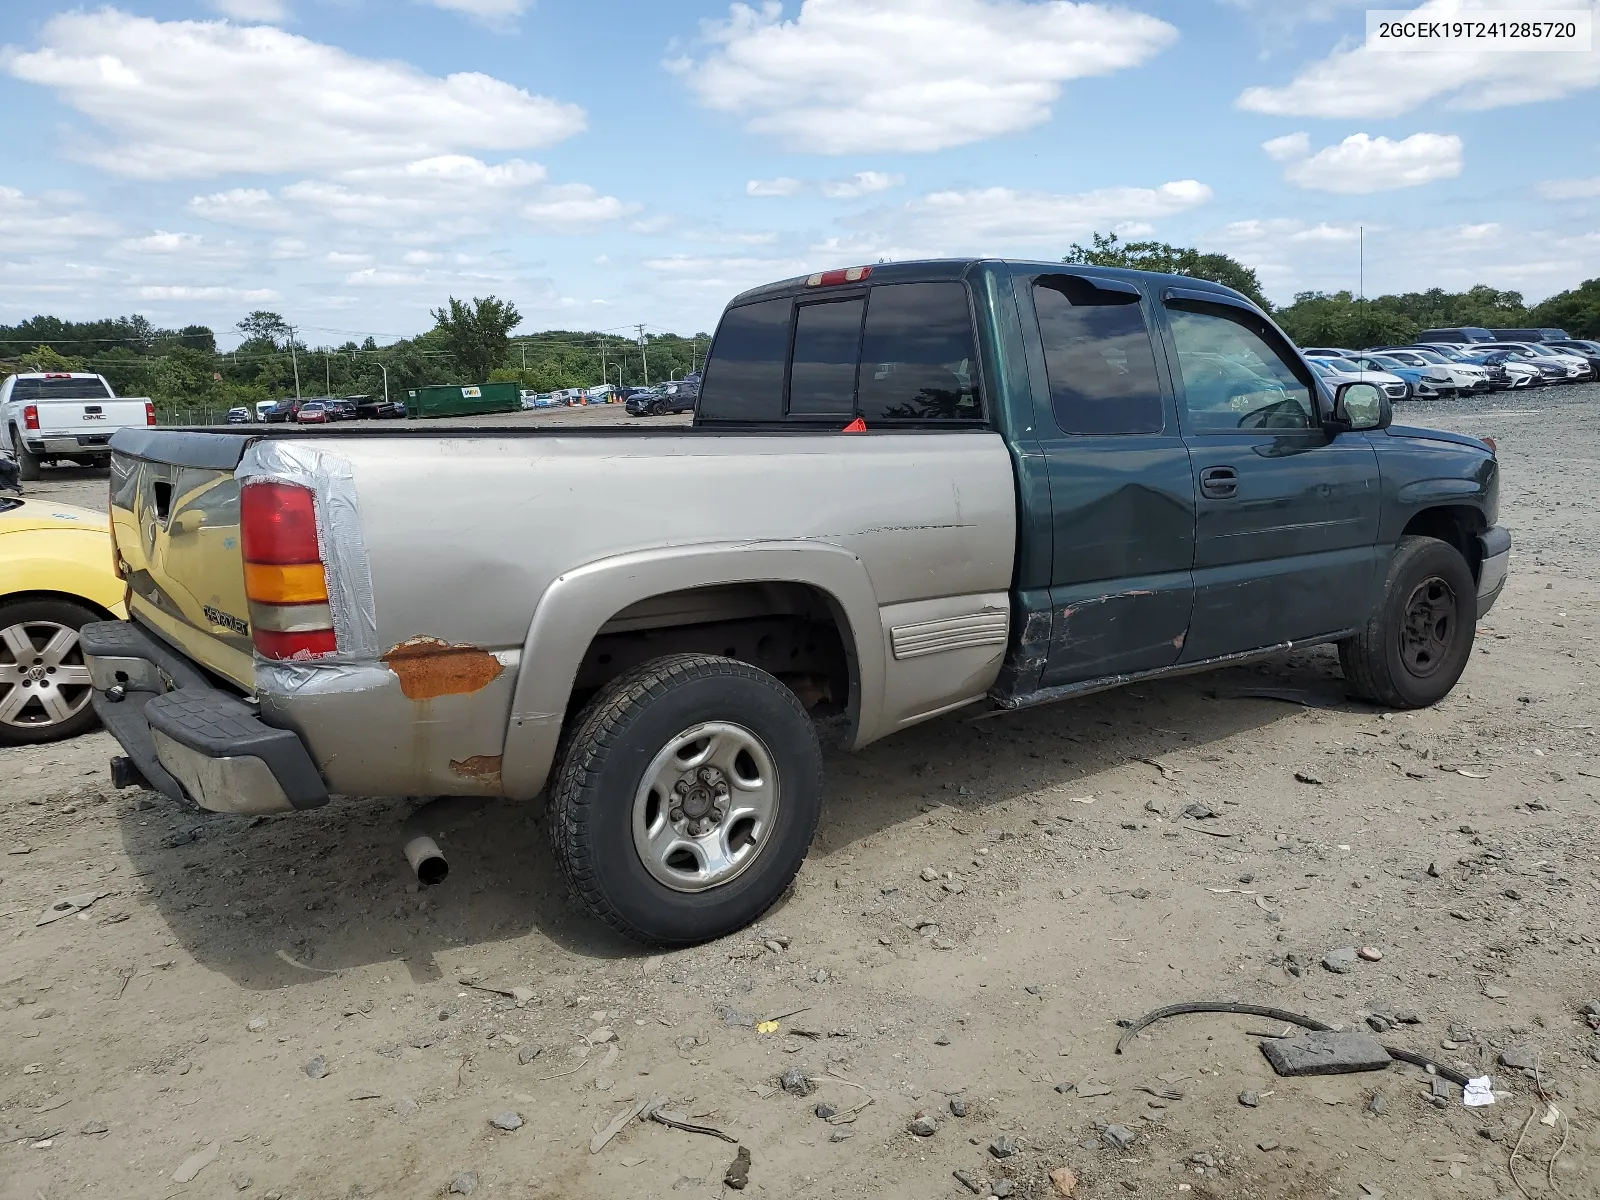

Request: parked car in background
left=354, top=397, right=407, bottom=419
left=1418, top=345, right=1539, bottom=389
left=1419, top=327, right=1495, bottom=344
left=226, top=407, right=252, bottom=424
left=295, top=401, right=329, bottom=424
left=1480, top=343, right=1592, bottom=381
left=1374, top=348, right=1492, bottom=393
left=1488, top=327, right=1570, bottom=344
left=2, top=372, right=156, bottom=480
left=1306, top=356, right=1412, bottom=401
left=1343, top=354, right=1451, bottom=399
left=0, top=490, right=127, bottom=744
left=1545, top=339, right=1600, bottom=375
left=1299, top=347, right=1361, bottom=359
left=254, top=399, right=277, bottom=422
left=322, top=399, right=357, bottom=422
left=520, top=391, right=566, bottom=409
left=263, top=398, right=299, bottom=423
left=82, top=259, right=1509, bottom=945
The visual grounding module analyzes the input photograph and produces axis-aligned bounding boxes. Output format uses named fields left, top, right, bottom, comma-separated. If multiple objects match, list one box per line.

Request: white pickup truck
left=2, top=371, right=155, bottom=479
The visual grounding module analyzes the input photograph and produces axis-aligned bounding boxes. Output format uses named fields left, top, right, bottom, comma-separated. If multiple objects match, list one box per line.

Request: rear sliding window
left=10, top=376, right=113, bottom=401
left=697, top=281, right=982, bottom=424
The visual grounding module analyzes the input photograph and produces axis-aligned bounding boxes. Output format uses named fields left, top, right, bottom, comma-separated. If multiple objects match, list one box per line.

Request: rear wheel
left=548, top=653, right=823, bottom=945
left=0, top=598, right=100, bottom=745
left=10, top=431, right=40, bottom=482
left=1340, top=535, right=1476, bottom=709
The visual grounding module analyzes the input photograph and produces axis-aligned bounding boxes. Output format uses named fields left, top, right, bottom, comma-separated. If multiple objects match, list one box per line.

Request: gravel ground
left=2, top=385, right=1596, bottom=1200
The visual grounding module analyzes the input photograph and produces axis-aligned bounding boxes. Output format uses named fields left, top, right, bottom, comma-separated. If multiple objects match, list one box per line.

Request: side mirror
left=1333, top=381, right=1390, bottom=432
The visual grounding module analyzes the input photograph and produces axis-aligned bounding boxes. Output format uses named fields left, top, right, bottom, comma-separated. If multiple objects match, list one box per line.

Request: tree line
left=0, top=297, right=711, bottom=424
left=4, top=258, right=1597, bottom=423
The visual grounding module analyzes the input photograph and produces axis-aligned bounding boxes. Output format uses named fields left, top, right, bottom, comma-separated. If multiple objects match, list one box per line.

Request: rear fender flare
left=498, top=541, right=884, bottom=800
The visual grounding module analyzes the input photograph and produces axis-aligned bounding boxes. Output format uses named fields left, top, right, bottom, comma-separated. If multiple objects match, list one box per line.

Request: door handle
left=1199, top=466, right=1238, bottom=499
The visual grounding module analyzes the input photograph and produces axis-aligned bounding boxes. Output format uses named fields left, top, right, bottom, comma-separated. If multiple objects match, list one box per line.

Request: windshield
left=1366, top=356, right=1407, bottom=371
left=9, top=375, right=113, bottom=401
left=1410, top=350, right=1449, bottom=364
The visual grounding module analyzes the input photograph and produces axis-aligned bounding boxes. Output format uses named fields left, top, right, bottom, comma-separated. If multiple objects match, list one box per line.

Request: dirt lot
left=3, top=390, right=1597, bottom=1200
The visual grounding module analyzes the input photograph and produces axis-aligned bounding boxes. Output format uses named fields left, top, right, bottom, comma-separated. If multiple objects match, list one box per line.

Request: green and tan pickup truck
left=81, top=259, right=1508, bottom=944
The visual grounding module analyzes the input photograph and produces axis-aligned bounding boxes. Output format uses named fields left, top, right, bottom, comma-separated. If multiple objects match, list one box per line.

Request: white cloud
left=747, top=171, right=904, bottom=198
left=1265, top=132, right=1463, bottom=193
left=3, top=11, right=585, bottom=179
left=1539, top=176, right=1600, bottom=200
left=117, top=231, right=205, bottom=254
left=208, top=0, right=291, bottom=21
left=521, top=184, right=639, bottom=230
left=1237, top=0, right=1600, bottom=118
left=423, top=0, right=528, bottom=21
left=674, top=0, right=1177, bottom=153
left=892, top=179, right=1213, bottom=250
left=747, top=177, right=804, bottom=197
left=0, top=185, right=119, bottom=250
left=137, top=284, right=279, bottom=301
left=189, top=187, right=291, bottom=229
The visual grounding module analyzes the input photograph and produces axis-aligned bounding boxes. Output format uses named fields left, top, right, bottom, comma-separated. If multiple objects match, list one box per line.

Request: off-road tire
left=547, top=653, right=823, bottom=945
left=11, top=430, right=40, bottom=482
left=1340, top=535, right=1477, bottom=709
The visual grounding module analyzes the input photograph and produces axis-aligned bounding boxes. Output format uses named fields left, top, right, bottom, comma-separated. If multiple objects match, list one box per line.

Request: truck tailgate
left=109, top=429, right=258, bottom=690
left=38, top=398, right=149, bottom=437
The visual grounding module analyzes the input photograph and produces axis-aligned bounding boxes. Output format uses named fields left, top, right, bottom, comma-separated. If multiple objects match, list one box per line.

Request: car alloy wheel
left=0, top=619, right=93, bottom=733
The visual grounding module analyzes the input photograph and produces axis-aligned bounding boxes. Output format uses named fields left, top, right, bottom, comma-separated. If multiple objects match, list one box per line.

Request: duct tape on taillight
left=236, top=439, right=377, bottom=662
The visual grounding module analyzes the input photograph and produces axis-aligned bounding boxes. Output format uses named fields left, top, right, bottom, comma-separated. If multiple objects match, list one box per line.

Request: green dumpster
left=404, top=382, right=520, bottom=418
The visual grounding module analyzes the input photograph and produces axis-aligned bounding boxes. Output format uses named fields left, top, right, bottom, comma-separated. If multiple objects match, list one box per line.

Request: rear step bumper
left=81, top=620, right=329, bottom=814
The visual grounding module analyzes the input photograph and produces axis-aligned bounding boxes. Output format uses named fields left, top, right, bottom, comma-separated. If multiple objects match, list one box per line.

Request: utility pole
left=600, top=339, right=607, bottom=392
left=379, top=362, right=389, bottom=406
left=636, top=324, right=649, bottom=386
left=287, top=324, right=301, bottom=400
left=325, top=353, right=330, bottom=396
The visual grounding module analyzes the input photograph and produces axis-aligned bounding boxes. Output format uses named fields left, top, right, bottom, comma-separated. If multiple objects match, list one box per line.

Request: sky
left=1, top=0, right=1598, bottom=349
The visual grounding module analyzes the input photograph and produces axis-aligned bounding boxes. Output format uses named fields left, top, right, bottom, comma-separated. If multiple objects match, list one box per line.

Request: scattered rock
left=1294, top=771, right=1323, bottom=786
left=80, top=1120, right=108, bottom=1135
left=448, top=1171, right=478, bottom=1195
left=1049, top=1166, right=1079, bottom=1197
left=1483, top=984, right=1510, bottom=1000
left=1143, top=800, right=1166, bottom=816
left=172, top=1141, right=219, bottom=1184
left=1238, top=1090, right=1260, bottom=1108
left=1358, top=946, right=1383, bottom=962
left=1366, top=1015, right=1391, bottom=1033
left=949, top=1097, right=968, bottom=1118
left=1499, top=1046, right=1538, bottom=1072
left=1054, top=1082, right=1074, bottom=1095
left=1322, top=948, right=1360, bottom=974
left=1427, top=862, right=1441, bottom=878
left=779, top=1067, right=815, bottom=1097
left=1182, top=803, right=1215, bottom=820
left=1129, top=887, right=1151, bottom=899
left=517, top=1044, right=543, bottom=1066
left=719, top=1007, right=756, bottom=1029
left=814, top=1103, right=837, bottom=1120
left=589, top=1027, right=617, bottom=1044
left=920, top=867, right=941, bottom=882
left=934, top=1033, right=952, bottom=1046
left=1257, top=1139, right=1280, bottom=1152
left=1503, top=888, right=1524, bottom=901
left=909, top=1112, right=938, bottom=1137
left=993, top=1180, right=1016, bottom=1198
left=942, top=880, right=966, bottom=894
left=989, top=1134, right=1019, bottom=1158
left=304, top=1055, right=328, bottom=1080
left=1366, top=1094, right=1387, bottom=1116
left=489, top=1111, right=523, bottom=1132
left=723, top=1146, right=751, bottom=1191
left=246, top=1015, right=268, bottom=1033
left=1260, top=1031, right=1390, bottom=1077
left=828, top=1129, right=851, bottom=1143
left=1394, top=1013, right=1421, bottom=1025
left=394, top=1097, right=419, bottom=1116
left=232, top=1172, right=253, bottom=1191
left=1190, top=1153, right=1216, bottom=1168
left=1101, top=1124, right=1136, bottom=1151
left=1448, top=1023, right=1474, bottom=1043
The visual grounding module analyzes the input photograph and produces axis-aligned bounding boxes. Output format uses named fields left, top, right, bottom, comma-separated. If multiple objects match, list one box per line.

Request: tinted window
left=788, top=298, right=863, bottom=416
left=857, top=282, right=982, bottom=422
left=11, top=376, right=113, bottom=401
left=698, top=297, right=791, bottom=421
left=1167, top=303, right=1315, bottom=433
left=1033, top=276, right=1162, bottom=435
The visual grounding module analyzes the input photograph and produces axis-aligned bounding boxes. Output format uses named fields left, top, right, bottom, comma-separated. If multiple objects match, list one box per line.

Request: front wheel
left=548, top=654, right=823, bottom=945
left=0, top=598, right=101, bottom=745
left=1339, top=535, right=1477, bottom=709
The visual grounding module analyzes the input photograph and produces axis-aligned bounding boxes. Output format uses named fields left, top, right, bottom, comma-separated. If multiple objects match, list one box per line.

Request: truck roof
left=4, top=371, right=107, bottom=380
left=726, top=257, right=1254, bottom=309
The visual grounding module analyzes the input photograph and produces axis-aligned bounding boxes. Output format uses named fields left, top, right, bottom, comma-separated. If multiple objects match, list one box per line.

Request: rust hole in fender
left=450, top=754, right=503, bottom=788
left=383, top=635, right=504, bottom=700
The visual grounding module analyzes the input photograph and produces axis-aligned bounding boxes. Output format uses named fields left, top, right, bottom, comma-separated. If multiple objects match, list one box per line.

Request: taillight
left=805, top=265, right=871, bottom=287
left=240, top=481, right=335, bottom=660
left=23, top=404, right=39, bottom=430
left=1483, top=437, right=1497, bottom=454
left=145, top=401, right=157, bottom=426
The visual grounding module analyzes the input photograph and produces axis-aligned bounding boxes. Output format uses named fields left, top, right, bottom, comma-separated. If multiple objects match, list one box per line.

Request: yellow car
left=0, top=491, right=128, bottom=744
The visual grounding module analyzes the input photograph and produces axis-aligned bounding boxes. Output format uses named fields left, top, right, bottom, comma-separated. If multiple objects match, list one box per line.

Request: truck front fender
left=498, top=540, right=885, bottom=801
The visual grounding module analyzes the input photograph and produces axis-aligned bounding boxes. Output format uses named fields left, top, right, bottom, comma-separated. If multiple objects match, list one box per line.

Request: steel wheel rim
left=0, top=620, right=93, bottom=730
left=632, top=721, right=780, bottom=893
left=1399, top=576, right=1457, bottom=679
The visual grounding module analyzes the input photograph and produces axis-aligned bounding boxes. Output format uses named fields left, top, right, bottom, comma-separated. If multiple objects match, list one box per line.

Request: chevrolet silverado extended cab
left=81, top=259, right=1509, bottom=945
left=2, top=371, right=157, bottom=479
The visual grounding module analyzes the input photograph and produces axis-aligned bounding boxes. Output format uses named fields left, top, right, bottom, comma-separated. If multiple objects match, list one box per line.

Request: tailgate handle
left=84, top=405, right=103, bottom=414
left=1200, top=466, right=1238, bottom=499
